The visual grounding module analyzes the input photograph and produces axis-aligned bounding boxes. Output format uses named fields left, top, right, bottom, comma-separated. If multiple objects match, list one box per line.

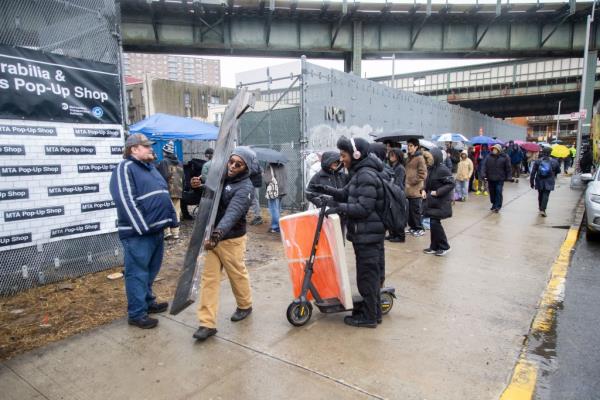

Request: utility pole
left=391, top=53, right=396, bottom=89
left=572, top=0, right=597, bottom=188
left=555, top=99, right=562, bottom=141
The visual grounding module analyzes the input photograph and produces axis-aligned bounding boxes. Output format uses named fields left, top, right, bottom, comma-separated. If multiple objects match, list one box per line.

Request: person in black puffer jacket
left=386, top=147, right=407, bottom=243
left=423, top=147, right=455, bottom=256
left=369, top=142, right=394, bottom=181
left=193, top=146, right=256, bottom=342
left=306, top=151, right=348, bottom=208
left=312, top=136, right=385, bottom=328
left=481, top=144, right=512, bottom=212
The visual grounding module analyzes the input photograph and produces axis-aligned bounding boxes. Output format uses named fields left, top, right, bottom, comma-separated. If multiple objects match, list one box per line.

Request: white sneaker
left=435, top=248, right=451, bottom=257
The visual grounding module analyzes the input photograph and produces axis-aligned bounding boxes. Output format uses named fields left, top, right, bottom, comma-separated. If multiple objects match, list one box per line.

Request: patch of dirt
left=0, top=210, right=283, bottom=361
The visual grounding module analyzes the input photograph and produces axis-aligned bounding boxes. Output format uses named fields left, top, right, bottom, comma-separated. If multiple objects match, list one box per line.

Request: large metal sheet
left=170, top=88, right=255, bottom=315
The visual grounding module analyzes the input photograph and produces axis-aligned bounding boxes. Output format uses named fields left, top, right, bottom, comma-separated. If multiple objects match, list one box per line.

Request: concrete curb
left=499, top=193, right=585, bottom=400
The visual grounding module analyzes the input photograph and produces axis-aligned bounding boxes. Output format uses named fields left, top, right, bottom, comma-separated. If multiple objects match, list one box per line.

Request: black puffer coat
left=482, top=152, right=512, bottom=181
left=326, top=154, right=385, bottom=244
left=423, top=148, right=455, bottom=220
left=215, top=145, right=255, bottom=240
left=307, top=151, right=348, bottom=207
left=389, top=148, right=406, bottom=190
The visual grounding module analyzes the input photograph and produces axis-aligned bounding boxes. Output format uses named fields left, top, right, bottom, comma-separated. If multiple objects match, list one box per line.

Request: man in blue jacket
left=109, top=133, right=179, bottom=329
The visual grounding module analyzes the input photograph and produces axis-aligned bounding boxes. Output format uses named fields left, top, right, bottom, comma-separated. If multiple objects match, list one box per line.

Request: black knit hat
left=337, top=136, right=369, bottom=161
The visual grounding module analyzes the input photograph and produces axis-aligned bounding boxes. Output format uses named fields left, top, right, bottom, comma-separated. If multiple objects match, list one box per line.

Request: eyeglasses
left=228, top=159, right=244, bottom=169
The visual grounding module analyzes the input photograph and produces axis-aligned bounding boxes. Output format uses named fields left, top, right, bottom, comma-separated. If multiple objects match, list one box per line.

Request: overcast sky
left=200, top=56, right=504, bottom=87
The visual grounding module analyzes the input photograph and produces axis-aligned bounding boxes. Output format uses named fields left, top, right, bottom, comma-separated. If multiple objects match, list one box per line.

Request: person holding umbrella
left=530, top=147, right=561, bottom=217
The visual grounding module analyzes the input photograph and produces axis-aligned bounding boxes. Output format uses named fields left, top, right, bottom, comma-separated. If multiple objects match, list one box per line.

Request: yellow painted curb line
left=499, top=227, right=579, bottom=400
left=499, top=358, right=538, bottom=400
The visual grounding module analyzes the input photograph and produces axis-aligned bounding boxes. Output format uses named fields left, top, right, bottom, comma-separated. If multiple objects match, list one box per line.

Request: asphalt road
left=536, top=231, right=600, bottom=400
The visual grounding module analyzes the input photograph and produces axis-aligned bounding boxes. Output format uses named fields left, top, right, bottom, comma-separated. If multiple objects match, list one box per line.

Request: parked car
left=582, top=169, right=600, bottom=241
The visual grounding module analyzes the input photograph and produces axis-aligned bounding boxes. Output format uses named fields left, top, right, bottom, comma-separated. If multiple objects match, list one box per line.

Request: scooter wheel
left=286, top=301, right=313, bottom=326
left=380, top=292, right=394, bottom=315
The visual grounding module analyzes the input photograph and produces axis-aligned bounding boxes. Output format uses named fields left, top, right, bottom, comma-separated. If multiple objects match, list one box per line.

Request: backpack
left=373, top=173, right=408, bottom=232
left=538, top=159, right=552, bottom=178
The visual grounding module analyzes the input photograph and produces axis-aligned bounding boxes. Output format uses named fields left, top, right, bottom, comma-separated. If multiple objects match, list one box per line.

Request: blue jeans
left=455, top=180, right=469, bottom=200
left=268, top=197, right=281, bottom=231
left=121, top=232, right=164, bottom=319
left=488, top=180, right=504, bottom=210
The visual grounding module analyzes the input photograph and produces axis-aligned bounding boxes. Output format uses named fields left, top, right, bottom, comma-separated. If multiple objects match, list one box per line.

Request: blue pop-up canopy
left=129, top=113, right=219, bottom=141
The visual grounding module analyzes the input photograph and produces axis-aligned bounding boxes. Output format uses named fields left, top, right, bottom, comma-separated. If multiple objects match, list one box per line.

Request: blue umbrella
left=435, top=133, right=469, bottom=142
left=469, top=135, right=502, bottom=145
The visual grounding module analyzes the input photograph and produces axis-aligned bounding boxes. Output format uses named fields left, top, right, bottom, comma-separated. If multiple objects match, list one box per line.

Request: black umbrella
left=371, top=130, right=424, bottom=143
left=250, top=147, right=288, bottom=164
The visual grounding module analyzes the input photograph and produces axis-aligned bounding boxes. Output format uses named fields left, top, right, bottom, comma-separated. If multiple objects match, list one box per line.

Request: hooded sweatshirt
left=306, top=151, right=348, bottom=207
left=456, top=150, right=474, bottom=181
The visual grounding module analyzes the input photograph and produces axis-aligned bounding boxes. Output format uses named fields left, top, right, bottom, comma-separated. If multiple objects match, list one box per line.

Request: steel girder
left=121, top=0, right=600, bottom=59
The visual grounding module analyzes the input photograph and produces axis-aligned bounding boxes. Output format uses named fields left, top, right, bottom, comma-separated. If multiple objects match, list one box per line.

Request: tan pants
left=165, top=198, right=181, bottom=237
left=196, top=235, right=252, bottom=329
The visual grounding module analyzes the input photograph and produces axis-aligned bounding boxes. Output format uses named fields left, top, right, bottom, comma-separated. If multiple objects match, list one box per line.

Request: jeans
left=488, top=180, right=504, bottom=210
left=251, top=187, right=261, bottom=217
left=407, top=198, right=423, bottom=230
left=429, top=218, right=450, bottom=251
left=352, top=241, right=382, bottom=323
left=267, top=197, right=281, bottom=231
left=121, top=232, right=164, bottom=319
left=455, top=180, right=469, bottom=200
left=538, top=189, right=551, bottom=211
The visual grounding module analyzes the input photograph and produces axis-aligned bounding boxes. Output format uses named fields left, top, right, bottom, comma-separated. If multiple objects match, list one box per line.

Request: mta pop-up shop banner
left=0, top=46, right=123, bottom=252
left=0, top=45, right=121, bottom=124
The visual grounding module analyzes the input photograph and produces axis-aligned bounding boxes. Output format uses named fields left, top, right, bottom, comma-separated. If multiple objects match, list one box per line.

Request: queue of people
left=109, top=132, right=573, bottom=335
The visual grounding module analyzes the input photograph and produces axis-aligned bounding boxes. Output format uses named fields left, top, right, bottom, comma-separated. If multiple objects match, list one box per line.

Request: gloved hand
left=311, top=197, right=324, bottom=208
left=324, top=207, right=339, bottom=217
left=310, top=184, right=327, bottom=193
left=204, top=229, right=223, bottom=251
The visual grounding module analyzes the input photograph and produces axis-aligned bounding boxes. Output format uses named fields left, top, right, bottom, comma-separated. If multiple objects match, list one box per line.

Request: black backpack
left=371, top=172, right=408, bottom=232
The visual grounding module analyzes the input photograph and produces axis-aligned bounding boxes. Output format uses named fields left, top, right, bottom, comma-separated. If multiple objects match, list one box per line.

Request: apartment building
left=123, top=53, right=220, bottom=86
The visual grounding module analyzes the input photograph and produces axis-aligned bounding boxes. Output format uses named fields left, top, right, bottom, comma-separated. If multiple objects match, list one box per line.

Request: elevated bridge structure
left=371, top=57, right=600, bottom=117
left=120, top=0, right=600, bottom=76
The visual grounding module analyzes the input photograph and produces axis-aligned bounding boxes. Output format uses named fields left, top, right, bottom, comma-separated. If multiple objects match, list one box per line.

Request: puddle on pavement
left=529, top=300, right=564, bottom=399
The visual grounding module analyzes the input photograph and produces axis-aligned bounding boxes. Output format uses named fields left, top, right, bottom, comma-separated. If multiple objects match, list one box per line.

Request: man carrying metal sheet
left=193, top=147, right=256, bottom=341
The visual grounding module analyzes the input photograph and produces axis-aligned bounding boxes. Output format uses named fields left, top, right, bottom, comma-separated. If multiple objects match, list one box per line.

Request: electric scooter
left=286, top=194, right=396, bottom=327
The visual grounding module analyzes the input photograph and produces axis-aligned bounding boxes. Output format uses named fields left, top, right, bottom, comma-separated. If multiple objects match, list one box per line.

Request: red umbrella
left=520, top=142, right=541, bottom=152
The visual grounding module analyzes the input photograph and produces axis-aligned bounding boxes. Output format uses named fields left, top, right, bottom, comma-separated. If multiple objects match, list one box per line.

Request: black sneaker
left=412, top=230, right=425, bottom=237
left=193, top=326, right=217, bottom=341
left=250, top=217, right=263, bottom=225
left=423, top=248, right=436, bottom=254
left=128, top=315, right=158, bottom=329
left=230, top=307, right=252, bottom=322
left=389, top=236, right=405, bottom=243
left=148, top=301, right=168, bottom=314
left=343, top=315, right=377, bottom=328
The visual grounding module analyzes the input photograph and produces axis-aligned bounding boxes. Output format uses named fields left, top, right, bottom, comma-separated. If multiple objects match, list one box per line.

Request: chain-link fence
left=0, top=0, right=123, bottom=296
left=0, top=0, right=120, bottom=64
left=239, top=106, right=303, bottom=211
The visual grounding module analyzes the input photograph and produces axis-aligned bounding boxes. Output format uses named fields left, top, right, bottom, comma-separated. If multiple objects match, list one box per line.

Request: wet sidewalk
left=1, top=176, right=582, bottom=400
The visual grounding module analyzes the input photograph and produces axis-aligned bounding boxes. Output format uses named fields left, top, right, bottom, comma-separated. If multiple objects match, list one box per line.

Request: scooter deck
left=280, top=210, right=353, bottom=310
